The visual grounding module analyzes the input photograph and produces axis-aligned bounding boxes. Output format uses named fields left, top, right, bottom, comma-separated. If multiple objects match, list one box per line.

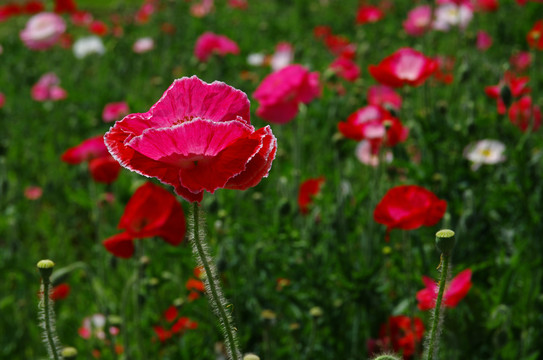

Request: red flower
left=298, top=177, right=325, bottom=215
left=23, top=1, right=45, bottom=14
left=194, top=32, right=239, bottom=62
left=89, top=20, right=108, bottom=36
left=433, top=56, right=455, bottom=85
left=88, top=156, right=122, bottom=184
left=474, top=0, right=498, bottom=11
left=324, top=34, right=356, bottom=59
left=104, top=76, right=277, bottom=203
left=527, top=20, right=543, bottom=50
left=54, top=0, right=77, bottom=14
left=508, top=96, right=541, bottom=132
left=416, top=269, right=472, bottom=310
left=367, top=85, right=402, bottom=112
left=485, top=71, right=531, bottom=114
left=51, top=283, right=71, bottom=300
left=253, top=64, right=320, bottom=124
left=369, top=48, right=438, bottom=88
left=509, top=51, right=531, bottom=73
left=329, top=57, right=360, bottom=82
left=102, top=182, right=186, bottom=258
left=356, top=5, right=384, bottom=25
left=0, top=4, right=22, bottom=21
left=374, top=185, right=447, bottom=239
left=153, top=305, right=198, bottom=343
left=368, top=315, right=424, bottom=359
left=102, top=101, right=129, bottom=122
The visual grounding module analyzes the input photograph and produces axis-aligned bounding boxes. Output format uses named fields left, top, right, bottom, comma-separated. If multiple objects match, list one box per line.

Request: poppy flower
left=329, top=57, right=360, bottom=82
left=368, top=315, right=424, bottom=359
left=374, top=185, right=447, bottom=239
left=103, top=182, right=186, bottom=258
left=509, top=51, right=531, bottom=73
left=54, top=0, right=77, bottom=14
left=132, top=37, right=154, bottom=53
left=105, top=77, right=276, bottom=203
left=253, top=64, right=320, bottom=124
left=102, top=102, right=130, bottom=122
left=73, top=36, right=105, bottom=58
left=527, top=20, right=543, bottom=50
left=298, top=177, right=325, bottom=215
left=51, top=283, right=71, bottom=300
left=403, top=5, right=432, bottom=37
left=0, top=92, right=5, bottom=108
left=369, top=48, right=438, bottom=88
left=464, top=139, right=506, bottom=170
left=24, top=185, right=43, bottom=200
left=31, top=73, right=67, bottom=102
left=0, top=3, right=22, bottom=21
left=367, top=85, right=402, bottom=112
left=153, top=305, right=198, bottom=343
left=474, top=0, right=499, bottom=11
left=508, top=96, right=541, bottom=132
left=324, top=33, right=356, bottom=59
left=433, top=55, right=455, bottom=85
left=20, top=12, right=66, bottom=50
left=89, top=20, right=108, bottom=36
left=355, top=140, right=393, bottom=167
left=23, top=1, right=45, bottom=14
left=270, top=42, right=294, bottom=72
left=433, top=3, right=473, bottom=31
left=71, top=11, right=93, bottom=26
left=416, top=269, right=473, bottom=310
left=355, top=5, right=384, bottom=25
left=485, top=71, right=531, bottom=114
left=476, top=30, right=492, bottom=51
left=194, top=32, right=239, bottom=62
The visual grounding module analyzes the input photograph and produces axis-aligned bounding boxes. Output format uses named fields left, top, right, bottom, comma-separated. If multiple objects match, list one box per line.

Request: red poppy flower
left=89, top=20, right=108, bottom=36
left=509, top=52, right=531, bottom=73
left=102, top=182, right=186, bottom=258
left=474, top=0, right=498, bottom=11
left=356, top=5, right=384, bottom=25
left=51, top=283, right=71, bottom=300
left=432, top=55, right=455, bottom=85
left=367, top=85, right=402, bottom=112
left=253, top=64, right=320, bottom=124
left=508, top=96, right=541, bottom=132
left=374, top=185, right=447, bottom=239
left=527, top=20, right=543, bottom=50
left=369, top=48, right=438, bottom=88
left=368, top=315, right=424, bottom=359
left=329, top=57, right=360, bottom=82
left=104, top=76, right=277, bottom=203
left=194, top=32, right=239, bottom=62
left=416, top=268, right=472, bottom=310
left=88, top=156, right=122, bottom=184
left=324, top=33, right=356, bottom=59
left=54, top=0, right=77, bottom=14
left=0, top=4, right=22, bottom=21
left=153, top=305, right=198, bottom=343
left=485, top=71, right=531, bottom=114
left=298, top=177, right=325, bottom=215
left=23, top=1, right=44, bottom=14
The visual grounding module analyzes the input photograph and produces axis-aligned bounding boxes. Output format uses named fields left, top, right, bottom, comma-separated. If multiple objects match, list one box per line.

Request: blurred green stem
left=425, top=253, right=450, bottom=360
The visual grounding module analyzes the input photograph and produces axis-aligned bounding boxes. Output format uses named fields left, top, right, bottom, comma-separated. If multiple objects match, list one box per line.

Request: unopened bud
left=37, top=259, right=55, bottom=280
left=435, top=229, right=456, bottom=254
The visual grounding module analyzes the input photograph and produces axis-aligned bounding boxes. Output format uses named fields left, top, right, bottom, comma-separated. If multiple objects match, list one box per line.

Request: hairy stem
left=41, top=279, right=61, bottom=360
left=425, top=254, right=450, bottom=360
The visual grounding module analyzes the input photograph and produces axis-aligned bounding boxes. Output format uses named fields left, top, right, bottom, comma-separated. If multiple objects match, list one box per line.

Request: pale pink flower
left=270, top=42, right=294, bottom=72
left=433, top=3, right=473, bottom=31
left=20, top=12, right=66, bottom=50
left=191, top=0, right=214, bottom=17
left=102, top=102, right=129, bottom=122
left=355, top=140, right=392, bottom=167
left=476, top=30, right=492, bottom=51
left=24, top=186, right=43, bottom=200
left=403, top=5, right=432, bottom=36
left=194, top=32, right=239, bottom=62
left=31, top=73, right=67, bottom=102
left=367, top=85, right=402, bottom=112
left=132, top=37, right=154, bottom=53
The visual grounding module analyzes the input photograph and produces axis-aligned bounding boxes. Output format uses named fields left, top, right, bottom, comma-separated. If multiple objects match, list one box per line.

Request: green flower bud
left=435, top=229, right=456, bottom=254
left=37, top=259, right=55, bottom=280
left=61, top=347, right=78, bottom=359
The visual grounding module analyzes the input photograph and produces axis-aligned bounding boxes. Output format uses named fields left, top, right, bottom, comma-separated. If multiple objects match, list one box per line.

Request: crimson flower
left=186, top=277, right=205, bottom=301
left=485, top=71, right=531, bottom=114
left=355, top=5, right=384, bottom=25
left=253, top=64, right=320, bottom=124
left=298, top=177, right=325, bottom=215
left=54, top=0, right=77, bottom=13
left=62, top=135, right=121, bottom=184
left=508, top=96, right=541, bottom=132
left=369, top=48, right=438, bottom=88
left=374, top=185, right=447, bottom=239
left=102, top=182, right=186, bottom=258
left=509, top=52, right=531, bottom=73
left=329, top=57, right=360, bottom=82
left=367, top=85, right=402, bottom=112
left=51, top=283, right=71, bottom=300
left=527, top=20, right=543, bottom=50
left=89, top=20, right=108, bottom=36
left=417, top=269, right=472, bottom=310
left=194, top=32, right=239, bottom=62
left=153, top=305, right=198, bottom=343
left=104, top=76, right=277, bottom=203
left=368, top=315, right=424, bottom=359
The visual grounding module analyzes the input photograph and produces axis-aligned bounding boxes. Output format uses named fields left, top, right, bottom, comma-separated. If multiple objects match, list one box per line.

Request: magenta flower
left=416, top=269, right=472, bottom=310
left=253, top=64, right=320, bottom=124
left=104, top=76, right=277, bottom=203
left=20, top=12, right=66, bottom=50
left=194, top=32, right=239, bottom=62
left=102, top=102, right=130, bottom=122
left=476, top=30, right=492, bottom=51
left=31, top=73, right=67, bottom=102
left=0, top=92, right=5, bottom=108
left=403, top=5, right=432, bottom=37
left=329, top=57, right=360, bottom=82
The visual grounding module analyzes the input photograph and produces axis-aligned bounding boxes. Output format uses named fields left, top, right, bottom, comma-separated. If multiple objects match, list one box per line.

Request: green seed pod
left=37, top=259, right=55, bottom=280
left=435, top=229, right=456, bottom=254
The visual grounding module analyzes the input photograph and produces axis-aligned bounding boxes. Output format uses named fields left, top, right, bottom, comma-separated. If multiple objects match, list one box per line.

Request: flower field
left=1, top=0, right=543, bottom=359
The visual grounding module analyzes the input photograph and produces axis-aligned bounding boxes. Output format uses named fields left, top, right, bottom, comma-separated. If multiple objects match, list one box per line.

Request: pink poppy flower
left=298, top=177, right=325, bottom=215
left=485, top=71, right=531, bottom=114
left=24, top=185, right=43, bottom=200
left=31, top=73, right=67, bottom=102
left=104, top=76, right=277, bottom=203
left=329, top=57, right=360, bottom=82
left=509, top=51, right=531, bottom=73
left=194, top=32, right=239, bottom=62
left=191, top=0, right=214, bottom=17
left=476, top=30, right=492, bottom=51
left=403, top=5, right=432, bottom=37
left=135, top=1, right=155, bottom=23
left=71, top=10, right=93, bottom=26
left=102, top=102, right=130, bottom=122
left=270, top=42, right=294, bottom=72
left=355, top=140, right=392, bottom=167
left=416, top=269, right=472, bottom=310
left=508, top=96, right=541, bottom=132
left=20, top=12, right=66, bottom=50
left=369, top=48, right=438, bottom=88
left=133, top=37, right=154, bottom=53
left=433, top=3, right=473, bottom=31
left=367, top=85, right=402, bottom=112
left=355, top=5, right=384, bottom=25
left=253, top=64, right=320, bottom=124
left=0, top=92, right=5, bottom=108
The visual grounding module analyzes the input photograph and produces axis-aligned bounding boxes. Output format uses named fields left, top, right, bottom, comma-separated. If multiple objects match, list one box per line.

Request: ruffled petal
left=103, top=232, right=135, bottom=258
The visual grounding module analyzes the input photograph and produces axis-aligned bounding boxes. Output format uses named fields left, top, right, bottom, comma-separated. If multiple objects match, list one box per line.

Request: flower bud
left=243, top=354, right=260, bottom=360
left=435, top=229, right=456, bottom=254
left=37, top=259, right=55, bottom=280
left=61, top=346, right=78, bottom=359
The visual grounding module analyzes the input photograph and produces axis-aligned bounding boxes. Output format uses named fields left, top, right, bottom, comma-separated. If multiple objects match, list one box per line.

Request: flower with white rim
left=464, top=139, right=506, bottom=171
left=73, top=36, right=105, bottom=59
left=20, top=12, right=66, bottom=50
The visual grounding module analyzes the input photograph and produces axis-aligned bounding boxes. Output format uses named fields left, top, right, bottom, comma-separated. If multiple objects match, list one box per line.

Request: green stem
left=190, top=202, right=241, bottom=360
left=43, top=280, right=60, bottom=360
left=426, top=254, right=450, bottom=360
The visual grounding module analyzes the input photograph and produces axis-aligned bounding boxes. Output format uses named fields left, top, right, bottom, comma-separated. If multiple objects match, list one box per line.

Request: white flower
left=433, top=4, right=473, bottom=31
left=464, top=139, right=506, bottom=171
left=73, top=36, right=105, bottom=59
left=247, top=53, right=265, bottom=66
left=132, top=37, right=154, bottom=53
